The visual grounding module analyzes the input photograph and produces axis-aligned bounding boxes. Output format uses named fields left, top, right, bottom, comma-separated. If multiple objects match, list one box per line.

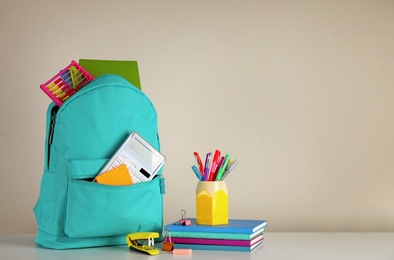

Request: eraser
left=173, top=248, right=192, bottom=255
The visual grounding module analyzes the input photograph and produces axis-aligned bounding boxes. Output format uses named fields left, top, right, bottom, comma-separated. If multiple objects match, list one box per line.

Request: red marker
left=209, top=150, right=221, bottom=181
left=193, top=152, right=204, bottom=177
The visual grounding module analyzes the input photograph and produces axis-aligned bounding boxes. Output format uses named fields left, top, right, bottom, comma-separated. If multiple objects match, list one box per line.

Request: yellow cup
left=196, top=181, right=228, bottom=225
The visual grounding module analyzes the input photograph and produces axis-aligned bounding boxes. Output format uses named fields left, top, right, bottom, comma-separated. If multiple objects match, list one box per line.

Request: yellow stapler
left=126, top=232, right=160, bottom=256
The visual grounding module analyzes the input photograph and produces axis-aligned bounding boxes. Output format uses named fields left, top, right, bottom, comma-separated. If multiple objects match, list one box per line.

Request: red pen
left=209, top=150, right=221, bottom=181
left=193, top=152, right=204, bottom=177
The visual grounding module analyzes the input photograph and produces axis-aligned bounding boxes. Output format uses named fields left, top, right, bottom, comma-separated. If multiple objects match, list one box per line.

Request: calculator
left=96, top=131, right=165, bottom=184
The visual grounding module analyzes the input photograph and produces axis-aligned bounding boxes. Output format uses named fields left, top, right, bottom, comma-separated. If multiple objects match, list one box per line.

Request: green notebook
left=79, top=59, right=141, bottom=89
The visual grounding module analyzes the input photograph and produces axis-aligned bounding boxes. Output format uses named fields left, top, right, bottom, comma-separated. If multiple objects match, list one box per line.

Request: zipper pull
left=48, top=106, right=59, bottom=145
left=159, top=178, right=166, bottom=194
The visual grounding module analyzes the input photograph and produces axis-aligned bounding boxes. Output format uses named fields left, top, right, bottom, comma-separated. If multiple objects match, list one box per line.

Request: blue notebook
left=164, top=219, right=267, bottom=234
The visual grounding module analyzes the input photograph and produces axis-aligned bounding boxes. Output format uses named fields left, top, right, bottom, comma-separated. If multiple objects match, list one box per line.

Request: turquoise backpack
left=34, top=75, right=165, bottom=249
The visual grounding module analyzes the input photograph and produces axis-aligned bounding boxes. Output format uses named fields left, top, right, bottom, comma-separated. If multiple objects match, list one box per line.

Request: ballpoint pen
left=191, top=165, right=203, bottom=181
left=203, top=152, right=212, bottom=181
left=193, top=152, right=204, bottom=178
left=220, top=159, right=238, bottom=180
left=215, top=154, right=230, bottom=181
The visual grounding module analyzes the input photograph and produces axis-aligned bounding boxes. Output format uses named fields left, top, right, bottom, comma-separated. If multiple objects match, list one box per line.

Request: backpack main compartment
left=34, top=74, right=165, bottom=249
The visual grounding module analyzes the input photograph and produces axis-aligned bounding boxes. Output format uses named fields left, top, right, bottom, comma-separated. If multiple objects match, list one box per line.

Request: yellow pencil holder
left=196, top=181, right=228, bottom=225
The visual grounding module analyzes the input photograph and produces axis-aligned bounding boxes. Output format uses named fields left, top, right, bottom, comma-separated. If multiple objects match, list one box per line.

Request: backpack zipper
left=47, top=105, right=59, bottom=168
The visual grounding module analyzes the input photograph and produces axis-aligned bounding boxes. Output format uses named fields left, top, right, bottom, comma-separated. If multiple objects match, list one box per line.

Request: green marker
left=215, top=154, right=230, bottom=181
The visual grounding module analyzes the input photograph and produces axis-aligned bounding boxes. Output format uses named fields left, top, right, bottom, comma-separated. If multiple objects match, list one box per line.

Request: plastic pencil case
left=40, top=60, right=94, bottom=107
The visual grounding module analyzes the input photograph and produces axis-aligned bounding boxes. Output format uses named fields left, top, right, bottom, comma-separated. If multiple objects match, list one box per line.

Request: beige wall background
left=0, top=0, right=393, bottom=233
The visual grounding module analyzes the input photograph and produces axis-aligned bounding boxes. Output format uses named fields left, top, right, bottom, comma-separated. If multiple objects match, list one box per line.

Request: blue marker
left=192, top=165, right=203, bottom=181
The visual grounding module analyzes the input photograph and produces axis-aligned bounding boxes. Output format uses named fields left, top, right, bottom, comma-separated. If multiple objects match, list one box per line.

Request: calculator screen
left=128, top=138, right=162, bottom=168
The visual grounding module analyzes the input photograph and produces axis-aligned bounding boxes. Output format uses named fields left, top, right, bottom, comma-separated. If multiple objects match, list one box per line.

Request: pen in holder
left=196, top=181, right=228, bottom=225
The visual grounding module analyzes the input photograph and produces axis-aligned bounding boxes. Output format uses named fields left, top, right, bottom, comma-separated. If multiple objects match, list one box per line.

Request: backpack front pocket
left=65, top=175, right=164, bottom=238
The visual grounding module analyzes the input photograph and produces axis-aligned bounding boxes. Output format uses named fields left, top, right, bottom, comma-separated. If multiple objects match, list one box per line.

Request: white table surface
left=0, top=233, right=393, bottom=260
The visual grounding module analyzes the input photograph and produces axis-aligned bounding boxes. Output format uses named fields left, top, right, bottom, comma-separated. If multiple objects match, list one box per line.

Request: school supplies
left=95, top=131, right=165, bottom=184
left=220, top=159, right=238, bottom=180
left=192, top=150, right=237, bottom=181
left=213, top=156, right=225, bottom=180
left=79, top=59, right=142, bottom=90
left=95, top=164, right=133, bottom=186
left=179, top=210, right=191, bottom=226
left=161, top=229, right=174, bottom=252
left=34, top=75, right=165, bottom=249
left=174, top=241, right=262, bottom=252
left=40, top=60, right=94, bottom=106
left=169, top=228, right=265, bottom=240
left=171, top=234, right=264, bottom=247
left=196, top=181, right=228, bottom=225
left=193, top=152, right=204, bottom=177
left=126, top=232, right=160, bottom=255
left=210, top=150, right=221, bottom=180
left=203, top=152, right=212, bottom=181
left=164, top=219, right=267, bottom=252
left=215, top=154, right=230, bottom=181
left=165, top=219, right=267, bottom=233
left=191, top=166, right=203, bottom=181
left=172, top=248, right=193, bottom=255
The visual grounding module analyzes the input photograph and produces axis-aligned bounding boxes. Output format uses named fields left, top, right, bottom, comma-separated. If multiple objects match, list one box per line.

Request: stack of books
left=163, top=218, right=267, bottom=252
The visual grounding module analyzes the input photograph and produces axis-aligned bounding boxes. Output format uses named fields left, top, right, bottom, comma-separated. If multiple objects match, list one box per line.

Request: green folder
left=79, top=59, right=141, bottom=89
